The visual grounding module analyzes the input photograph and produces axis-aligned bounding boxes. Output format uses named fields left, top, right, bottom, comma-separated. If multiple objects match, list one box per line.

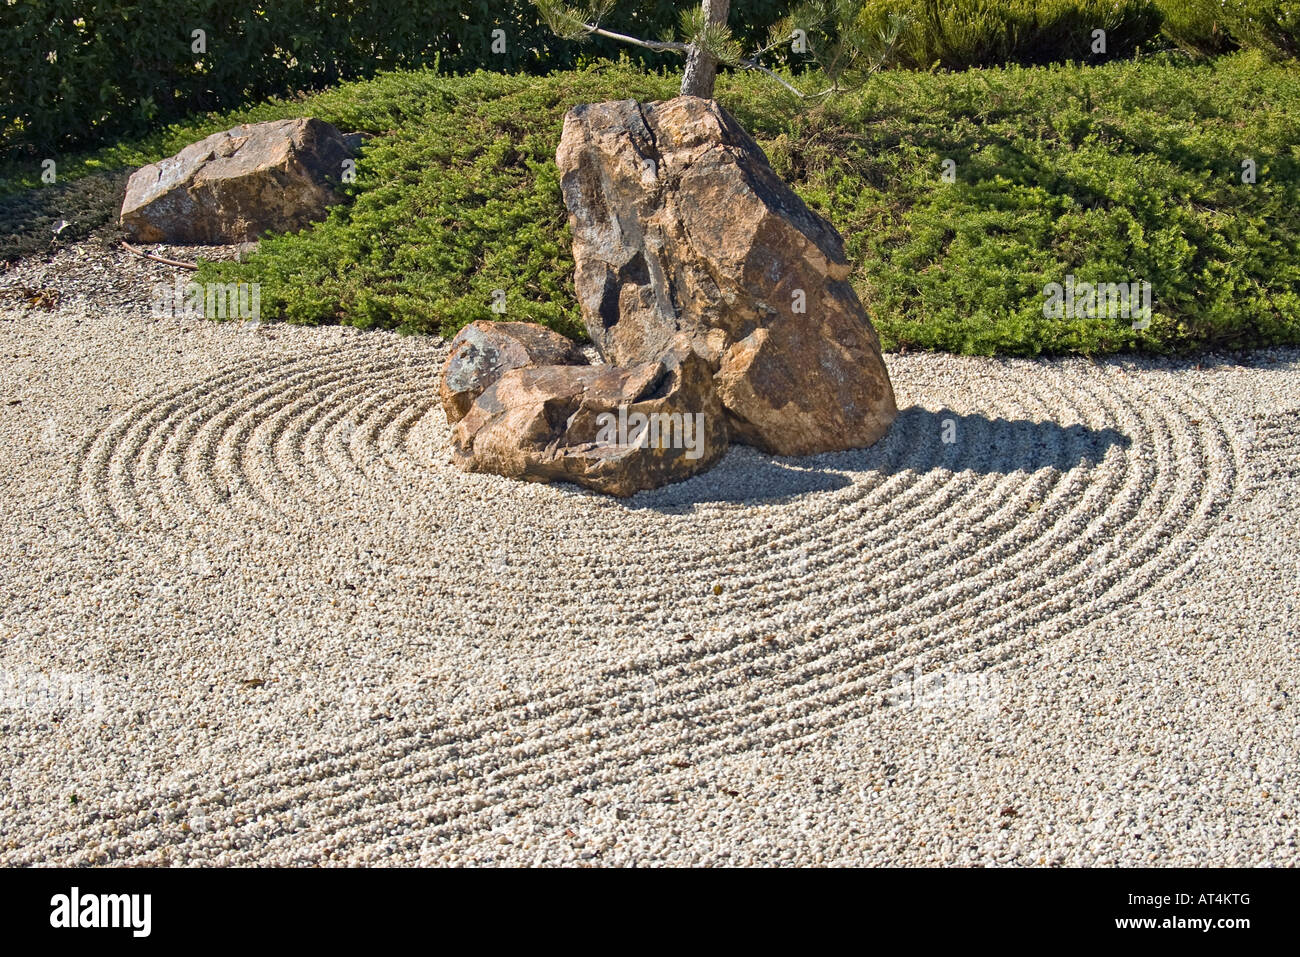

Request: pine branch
left=531, top=0, right=911, bottom=101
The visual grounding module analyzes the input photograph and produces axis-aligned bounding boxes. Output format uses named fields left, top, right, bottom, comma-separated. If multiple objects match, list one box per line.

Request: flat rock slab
left=119, top=118, right=354, bottom=244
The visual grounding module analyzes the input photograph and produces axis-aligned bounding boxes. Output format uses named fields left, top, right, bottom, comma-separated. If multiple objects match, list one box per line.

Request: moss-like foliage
left=7, top=53, right=1298, bottom=356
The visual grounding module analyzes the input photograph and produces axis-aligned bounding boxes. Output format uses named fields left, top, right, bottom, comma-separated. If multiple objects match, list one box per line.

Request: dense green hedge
left=1159, top=0, right=1238, bottom=53
left=1231, top=0, right=1300, bottom=57
left=855, top=0, right=1300, bottom=67
left=3, top=49, right=1295, bottom=355
left=6, top=1, right=1297, bottom=157
left=155, top=54, right=1298, bottom=356
left=857, top=0, right=1166, bottom=69
left=1159, top=0, right=1300, bottom=57
left=0, top=0, right=793, bottom=156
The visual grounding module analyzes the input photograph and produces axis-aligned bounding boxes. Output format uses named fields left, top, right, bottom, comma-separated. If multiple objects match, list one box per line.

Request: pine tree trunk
left=680, top=0, right=731, bottom=98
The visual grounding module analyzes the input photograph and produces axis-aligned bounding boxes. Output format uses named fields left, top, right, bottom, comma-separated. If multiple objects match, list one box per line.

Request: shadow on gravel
left=852, top=407, right=1133, bottom=475
left=0, top=168, right=131, bottom=262
left=635, top=452, right=855, bottom=509
left=626, top=406, right=1132, bottom=510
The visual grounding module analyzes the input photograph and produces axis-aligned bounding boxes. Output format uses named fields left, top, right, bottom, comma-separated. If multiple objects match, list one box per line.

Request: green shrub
left=858, top=0, right=1165, bottom=70
left=1157, top=0, right=1238, bottom=55
left=174, top=54, right=1298, bottom=356
left=7, top=54, right=1297, bottom=357
left=1219, top=0, right=1300, bottom=58
left=0, top=0, right=793, bottom=158
left=1156, top=0, right=1299, bottom=58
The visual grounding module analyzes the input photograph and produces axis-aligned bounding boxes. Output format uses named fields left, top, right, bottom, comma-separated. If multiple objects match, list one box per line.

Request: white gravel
left=0, top=244, right=1296, bottom=866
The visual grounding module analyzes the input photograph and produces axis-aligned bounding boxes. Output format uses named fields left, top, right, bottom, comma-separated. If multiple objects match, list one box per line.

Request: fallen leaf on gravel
left=14, top=286, right=59, bottom=310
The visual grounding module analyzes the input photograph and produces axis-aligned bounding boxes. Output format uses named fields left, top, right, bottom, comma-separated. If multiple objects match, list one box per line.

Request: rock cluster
left=447, top=96, right=898, bottom=496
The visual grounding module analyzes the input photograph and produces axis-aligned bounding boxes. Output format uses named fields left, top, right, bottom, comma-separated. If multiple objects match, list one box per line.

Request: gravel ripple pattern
left=1, top=247, right=1297, bottom=866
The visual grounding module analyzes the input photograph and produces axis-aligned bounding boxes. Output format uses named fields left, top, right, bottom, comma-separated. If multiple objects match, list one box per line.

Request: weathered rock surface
left=439, top=320, right=585, bottom=424
left=120, top=118, right=354, bottom=244
left=450, top=339, right=727, bottom=497
left=441, top=96, right=898, bottom=495
left=556, top=96, right=897, bottom=457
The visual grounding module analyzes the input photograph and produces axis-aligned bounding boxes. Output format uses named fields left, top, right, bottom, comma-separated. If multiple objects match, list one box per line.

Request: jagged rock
left=439, top=320, right=586, bottom=424
left=556, top=96, right=897, bottom=457
left=441, top=96, right=899, bottom=495
left=450, top=339, right=727, bottom=497
left=119, top=118, right=354, bottom=244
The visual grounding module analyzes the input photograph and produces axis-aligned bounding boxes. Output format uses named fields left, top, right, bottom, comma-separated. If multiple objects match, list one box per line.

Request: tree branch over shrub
left=533, top=0, right=910, bottom=99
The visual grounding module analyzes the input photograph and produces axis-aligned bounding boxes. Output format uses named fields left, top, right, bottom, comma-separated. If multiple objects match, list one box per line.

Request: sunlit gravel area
left=1, top=244, right=1296, bottom=865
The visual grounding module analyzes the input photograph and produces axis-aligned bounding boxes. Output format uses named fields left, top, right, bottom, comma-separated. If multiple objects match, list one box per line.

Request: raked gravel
left=0, top=243, right=1297, bottom=866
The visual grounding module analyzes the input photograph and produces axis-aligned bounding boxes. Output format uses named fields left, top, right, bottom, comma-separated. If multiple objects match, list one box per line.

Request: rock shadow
left=619, top=406, right=1131, bottom=510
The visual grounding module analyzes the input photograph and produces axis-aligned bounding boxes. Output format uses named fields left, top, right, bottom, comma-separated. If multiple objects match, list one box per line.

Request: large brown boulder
left=450, top=339, right=728, bottom=497
left=556, top=96, right=896, bottom=457
left=119, top=118, right=354, bottom=244
left=439, top=320, right=586, bottom=424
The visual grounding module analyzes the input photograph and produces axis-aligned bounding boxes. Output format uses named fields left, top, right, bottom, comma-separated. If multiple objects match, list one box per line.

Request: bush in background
left=0, top=0, right=792, bottom=157
left=1157, top=0, right=1238, bottom=55
left=857, top=0, right=1165, bottom=69
left=1157, top=0, right=1299, bottom=57
left=854, top=0, right=1298, bottom=67
left=1219, top=0, right=1300, bottom=58
left=146, top=54, right=1300, bottom=357
left=6, top=1, right=1295, bottom=158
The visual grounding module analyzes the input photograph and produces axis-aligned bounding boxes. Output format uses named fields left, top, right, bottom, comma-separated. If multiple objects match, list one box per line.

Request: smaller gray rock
left=439, top=321, right=585, bottom=424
